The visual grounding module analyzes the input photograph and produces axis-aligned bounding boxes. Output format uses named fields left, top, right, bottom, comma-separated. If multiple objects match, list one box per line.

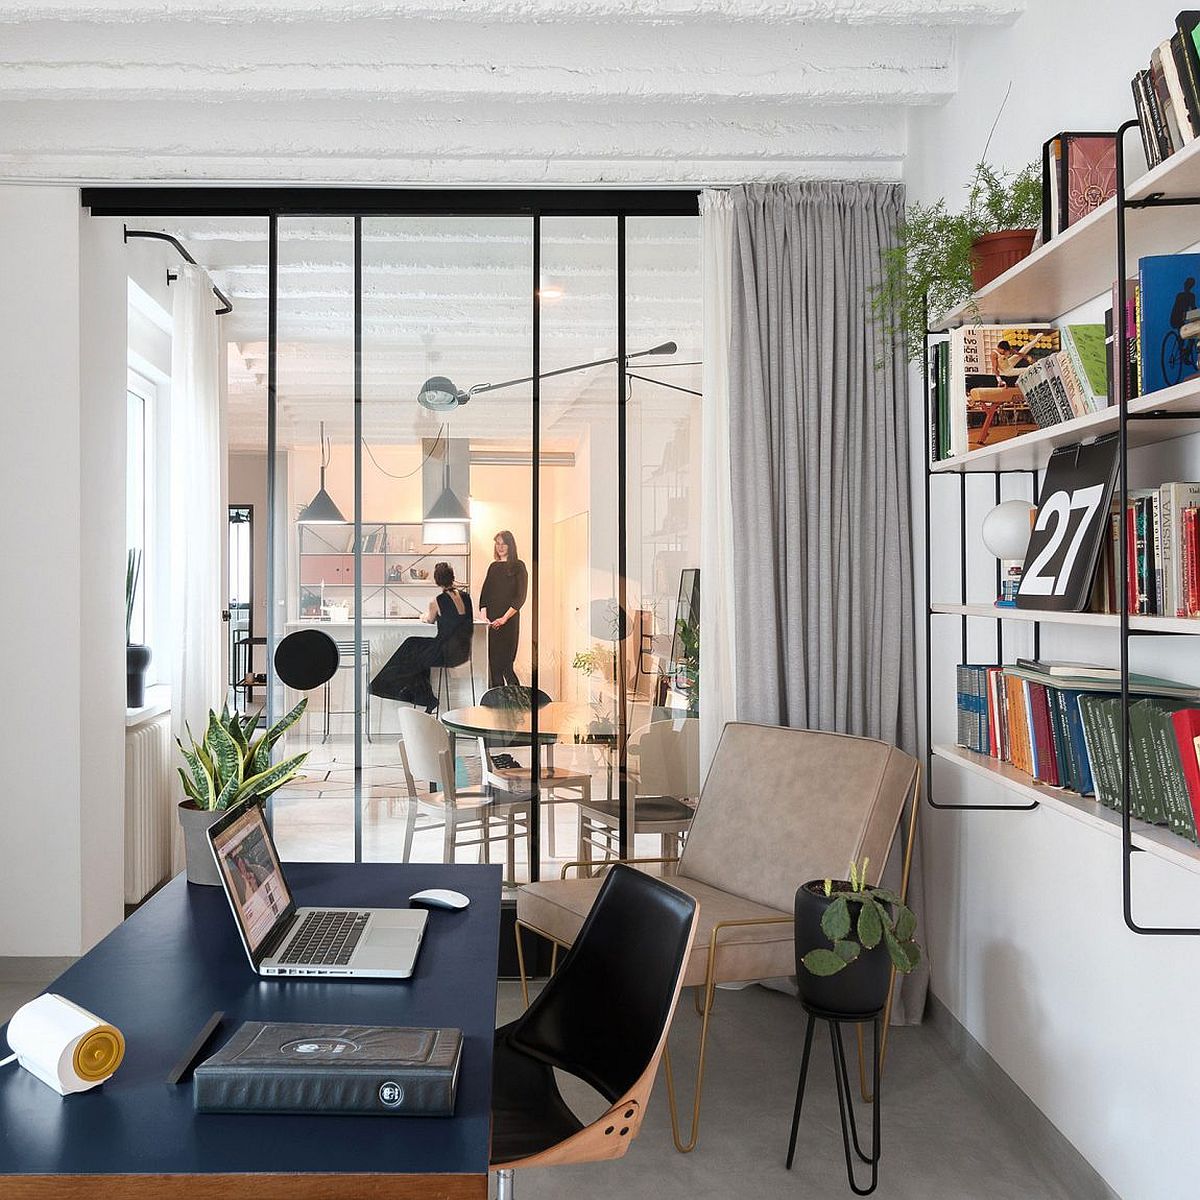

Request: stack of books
left=929, top=324, right=1109, bottom=462
left=954, top=660, right=1200, bottom=842
left=1095, top=482, right=1200, bottom=616
left=1132, top=14, right=1200, bottom=167
left=1114, top=252, right=1200, bottom=399
left=1013, top=325, right=1107, bottom=427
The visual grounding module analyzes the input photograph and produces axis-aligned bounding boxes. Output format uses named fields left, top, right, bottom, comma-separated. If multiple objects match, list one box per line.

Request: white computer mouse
left=409, top=888, right=470, bottom=910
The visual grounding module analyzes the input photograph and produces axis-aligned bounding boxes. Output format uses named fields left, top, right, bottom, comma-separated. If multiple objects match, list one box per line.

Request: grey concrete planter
left=177, top=801, right=224, bottom=886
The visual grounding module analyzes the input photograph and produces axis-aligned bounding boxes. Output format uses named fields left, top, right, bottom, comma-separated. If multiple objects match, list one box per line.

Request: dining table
left=440, top=701, right=619, bottom=802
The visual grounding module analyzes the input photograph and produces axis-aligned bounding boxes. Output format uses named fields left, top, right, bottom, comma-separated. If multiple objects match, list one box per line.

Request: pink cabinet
left=299, top=554, right=351, bottom=585
left=299, top=554, right=386, bottom=585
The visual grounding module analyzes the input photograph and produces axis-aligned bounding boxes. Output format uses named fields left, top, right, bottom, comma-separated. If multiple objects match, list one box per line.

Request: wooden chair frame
left=494, top=889, right=699, bottom=1200
left=512, top=766, right=921, bottom=1154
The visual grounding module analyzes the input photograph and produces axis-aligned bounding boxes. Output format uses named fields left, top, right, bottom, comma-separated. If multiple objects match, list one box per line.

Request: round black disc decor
left=274, top=629, right=340, bottom=691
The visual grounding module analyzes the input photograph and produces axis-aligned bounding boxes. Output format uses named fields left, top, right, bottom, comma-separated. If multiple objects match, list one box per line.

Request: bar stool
left=432, top=639, right=476, bottom=716
left=323, top=639, right=372, bottom=743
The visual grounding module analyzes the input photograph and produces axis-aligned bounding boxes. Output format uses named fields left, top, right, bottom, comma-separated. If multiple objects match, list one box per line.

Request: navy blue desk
left=0, top=862, right=502, bottom=1199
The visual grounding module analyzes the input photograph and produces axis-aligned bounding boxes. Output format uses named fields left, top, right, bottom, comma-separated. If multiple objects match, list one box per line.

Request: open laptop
left=207, top=797, right=427, bottom=979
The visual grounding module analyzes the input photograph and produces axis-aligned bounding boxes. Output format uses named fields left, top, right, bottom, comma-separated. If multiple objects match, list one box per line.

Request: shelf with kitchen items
left=922, top=119, right=1200, bottom=936
left=297, top=521, right=469, bottom=621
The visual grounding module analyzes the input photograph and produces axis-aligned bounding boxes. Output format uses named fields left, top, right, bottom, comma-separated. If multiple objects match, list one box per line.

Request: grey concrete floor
left=500, top=981, right=1084, bottom=1200
left=1, top=962, right=1087, bottom=1200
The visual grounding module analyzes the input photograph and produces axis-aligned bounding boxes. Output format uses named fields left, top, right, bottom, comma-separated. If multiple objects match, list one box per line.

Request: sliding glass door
left=252, top=202, right=700, bottom=881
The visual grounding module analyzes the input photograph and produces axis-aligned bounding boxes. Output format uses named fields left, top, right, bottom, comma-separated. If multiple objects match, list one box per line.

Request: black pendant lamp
left=422, top=435, right=470, bottom=545
left=297, top=421, right=346, bottom=524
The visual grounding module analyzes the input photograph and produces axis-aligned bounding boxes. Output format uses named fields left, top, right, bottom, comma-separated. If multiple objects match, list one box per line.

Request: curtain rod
left=122, top=224, right=233, bottom=315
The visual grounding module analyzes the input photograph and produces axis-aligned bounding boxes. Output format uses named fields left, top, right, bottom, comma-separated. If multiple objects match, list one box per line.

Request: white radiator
left=124, top=711, right=173, bottom=904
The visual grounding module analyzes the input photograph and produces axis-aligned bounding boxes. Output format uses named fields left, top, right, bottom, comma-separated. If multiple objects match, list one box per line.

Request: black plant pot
left=126, top=643, right=152, bottom=709
left=794, top=880, right=892, bottom=1018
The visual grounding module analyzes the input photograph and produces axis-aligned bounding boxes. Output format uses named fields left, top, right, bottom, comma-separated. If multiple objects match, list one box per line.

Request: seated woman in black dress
left=368, top=562, right=473, bottom=713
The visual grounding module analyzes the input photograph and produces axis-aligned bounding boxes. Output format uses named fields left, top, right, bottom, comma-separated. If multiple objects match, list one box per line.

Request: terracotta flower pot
left=177, top=801, right=224, bottom=886
left=970, top=228, right=1037, bottom=291
left=794, top=881, right=893, bottom=1018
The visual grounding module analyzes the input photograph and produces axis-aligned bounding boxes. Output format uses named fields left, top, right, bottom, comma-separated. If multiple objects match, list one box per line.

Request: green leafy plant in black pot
left=125, top=549, right=152, bottom=709
left=795, top=859, right=922, bottom=1017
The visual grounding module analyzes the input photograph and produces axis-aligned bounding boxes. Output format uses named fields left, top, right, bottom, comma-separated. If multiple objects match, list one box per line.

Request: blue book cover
left=1060, top=690, right=1094, bottom=796
left=1138, top=253, right=1200, bottom=394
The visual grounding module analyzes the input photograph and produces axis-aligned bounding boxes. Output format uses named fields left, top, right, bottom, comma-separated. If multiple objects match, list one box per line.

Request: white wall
left=907, top=5, right=1200, bottom=1198
left=0, top=187, right=125, bottom=955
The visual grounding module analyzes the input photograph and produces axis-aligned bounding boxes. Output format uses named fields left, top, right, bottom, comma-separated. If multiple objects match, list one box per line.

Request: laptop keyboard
left=281, top=910, right=369, bottom=966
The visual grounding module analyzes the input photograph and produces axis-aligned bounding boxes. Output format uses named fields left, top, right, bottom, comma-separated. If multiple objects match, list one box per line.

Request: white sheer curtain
left=169, top=264, right=223, bottom=782
left=699, top=190, right=738, bottom=774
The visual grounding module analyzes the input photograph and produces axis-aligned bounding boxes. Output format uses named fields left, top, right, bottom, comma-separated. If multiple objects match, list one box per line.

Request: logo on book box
left=379, top=1081, right=405, bottom=1107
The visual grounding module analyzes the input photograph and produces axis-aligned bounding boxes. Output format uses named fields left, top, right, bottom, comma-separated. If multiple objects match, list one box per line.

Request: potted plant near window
left=875, top=159, right=1043, bottom=361
left=795, top=859, right=922, bottom=1017
left=176, top=700, right=309, bottom=885
left=125, top=549, right=152, bottom=709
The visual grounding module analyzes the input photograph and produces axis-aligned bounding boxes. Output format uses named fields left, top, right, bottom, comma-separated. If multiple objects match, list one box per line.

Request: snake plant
left=125, top=549, right=142, bottom=644
left=177, top=699, right=309, bottom=811
left=800, top=858, right=922, bottom=977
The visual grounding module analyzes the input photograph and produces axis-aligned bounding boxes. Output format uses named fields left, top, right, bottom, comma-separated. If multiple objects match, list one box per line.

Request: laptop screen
left=211, top=802, right=293, bottom=955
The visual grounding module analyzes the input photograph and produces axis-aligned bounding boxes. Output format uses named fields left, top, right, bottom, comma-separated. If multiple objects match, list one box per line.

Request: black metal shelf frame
left=923, top=121, right=1200, bottom=935
left=922, top=295, right=1040, bottom=812
left=1114, top=118, right=1200, bottom=936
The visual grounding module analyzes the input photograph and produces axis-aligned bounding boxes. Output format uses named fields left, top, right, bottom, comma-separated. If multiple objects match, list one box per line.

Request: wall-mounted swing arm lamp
left=416, top=341, right=678, bottom=411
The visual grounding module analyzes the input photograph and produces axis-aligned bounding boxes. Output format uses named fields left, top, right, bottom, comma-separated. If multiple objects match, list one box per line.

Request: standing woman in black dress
left=478, top=530, right=528, bottom=688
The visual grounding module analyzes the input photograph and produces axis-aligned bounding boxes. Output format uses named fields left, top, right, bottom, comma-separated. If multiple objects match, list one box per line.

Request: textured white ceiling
left=1, top=0, right=1023, bottom=184
left=16, top=1, right=1021, bottom=448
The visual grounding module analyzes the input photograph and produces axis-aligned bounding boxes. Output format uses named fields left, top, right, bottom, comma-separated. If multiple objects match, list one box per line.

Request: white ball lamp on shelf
left=981, top=499, right=1035, bottom=607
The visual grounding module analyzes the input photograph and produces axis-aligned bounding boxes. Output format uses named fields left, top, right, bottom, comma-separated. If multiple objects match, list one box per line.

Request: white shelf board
left=930, top=138, right=1200, bottom=331
left=929, top=602, right=1200, bottom=634
left=929, top=376, right=1200, bottom=474
left=931, top=743, right=1200, bottom=875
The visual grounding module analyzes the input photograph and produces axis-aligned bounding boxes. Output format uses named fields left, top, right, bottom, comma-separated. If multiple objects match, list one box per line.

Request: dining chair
left=396, top=707, right=531, bottom=879
left=577, top=716, right=699, bottom=872
left=491, top=863, right=698, bottom=1199
left=476, top=686, right=592, bottom=860
left=513, top=721, right=920, bottom=1154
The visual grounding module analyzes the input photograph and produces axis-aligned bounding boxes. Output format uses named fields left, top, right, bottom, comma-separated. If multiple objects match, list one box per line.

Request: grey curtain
left=728, top=181, right=926, bottom=1021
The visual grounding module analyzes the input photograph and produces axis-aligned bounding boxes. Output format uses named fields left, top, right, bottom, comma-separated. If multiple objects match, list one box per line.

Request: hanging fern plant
left=874, top=159, right=1042, bottom=362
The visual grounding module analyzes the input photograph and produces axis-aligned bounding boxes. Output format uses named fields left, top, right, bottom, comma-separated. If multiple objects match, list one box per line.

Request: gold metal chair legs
left=855, top=764, right=922, bottom=1103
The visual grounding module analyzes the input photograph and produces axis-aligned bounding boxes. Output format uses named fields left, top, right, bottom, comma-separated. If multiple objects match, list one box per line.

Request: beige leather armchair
left=514, top=721, right=919, bottom=1153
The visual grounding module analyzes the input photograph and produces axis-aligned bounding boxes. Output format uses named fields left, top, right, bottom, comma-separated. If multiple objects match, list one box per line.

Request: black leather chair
left=491, top=864, right=698, bottom=1197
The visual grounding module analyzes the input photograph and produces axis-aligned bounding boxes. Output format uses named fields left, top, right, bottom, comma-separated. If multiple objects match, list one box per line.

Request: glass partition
left=269, top=216, right=357, bottom=861
left=360, top=217, right=534, bottom=874
left=251, top=204, right=700, bottom=879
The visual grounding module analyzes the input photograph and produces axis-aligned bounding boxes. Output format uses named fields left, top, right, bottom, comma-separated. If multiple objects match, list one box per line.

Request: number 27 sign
left=1016, top=435, right=1119, bottom=612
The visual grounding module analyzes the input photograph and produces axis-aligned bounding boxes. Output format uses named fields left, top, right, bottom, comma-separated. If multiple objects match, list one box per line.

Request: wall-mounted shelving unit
left=923, top=121, right=1200, bottom=935
left=298, top=521, right=468, bottom=621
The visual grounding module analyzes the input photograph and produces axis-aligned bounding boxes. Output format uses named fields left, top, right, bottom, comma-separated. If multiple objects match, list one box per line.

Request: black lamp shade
left=297, top=485, right=346, bottom=524
left=425, top=484, right=470, bottom=523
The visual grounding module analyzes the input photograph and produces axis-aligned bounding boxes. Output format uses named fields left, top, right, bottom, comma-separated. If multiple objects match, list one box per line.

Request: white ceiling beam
left=0, top=20, right=957, bottom=105
left=0, top=96, right=907, bottom=184
left=0, top=1, right=1024, bottom=27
